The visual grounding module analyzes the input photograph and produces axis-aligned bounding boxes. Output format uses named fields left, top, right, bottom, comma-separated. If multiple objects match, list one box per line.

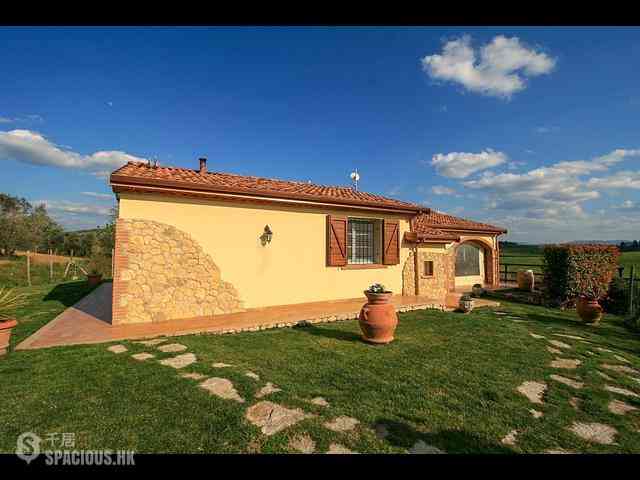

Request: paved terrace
left=17, top=282, right=499, bottom=350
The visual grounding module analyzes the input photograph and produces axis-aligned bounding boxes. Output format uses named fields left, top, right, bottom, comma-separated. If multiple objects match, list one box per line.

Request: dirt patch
left=199, top=377, right=244, bottom=403
left=550, top=358, right=581, bottom=369
left=245, top=401, right=311, bottom=436
left=516, top=381, right=547, bottom=404
left=568, top=422, right=617, bottom=445
left=608, top=399, right=638, bottom=415
left=289, top=434, right=316, bottom=453
left=550, top=374, right=584, bottom=389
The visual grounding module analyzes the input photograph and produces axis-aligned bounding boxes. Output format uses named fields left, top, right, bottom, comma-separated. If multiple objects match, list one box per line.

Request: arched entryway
left=453, top=239, right=496, bottom=289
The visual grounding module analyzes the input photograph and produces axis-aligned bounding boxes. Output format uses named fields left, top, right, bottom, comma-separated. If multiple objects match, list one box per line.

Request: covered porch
left=17, top=282, right=482, bottom=350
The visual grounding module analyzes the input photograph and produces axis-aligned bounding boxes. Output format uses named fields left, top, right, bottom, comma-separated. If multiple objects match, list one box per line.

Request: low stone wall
left=112, top=218, right=243, bottom=324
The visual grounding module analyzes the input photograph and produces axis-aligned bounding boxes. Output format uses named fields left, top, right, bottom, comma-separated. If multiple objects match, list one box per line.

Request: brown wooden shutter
left=327, top=215, right=347, bottom=266
left=383, top=219, right=400, bottom=265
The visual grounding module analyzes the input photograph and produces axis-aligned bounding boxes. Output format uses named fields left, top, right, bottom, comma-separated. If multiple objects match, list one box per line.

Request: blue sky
left=1, top=26, right=639, bottom=242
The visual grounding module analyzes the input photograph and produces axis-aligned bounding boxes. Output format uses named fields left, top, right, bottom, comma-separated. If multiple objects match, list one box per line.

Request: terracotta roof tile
left=110, top=161, right=422, bottom=212
left=413, top=210, right=506, bottom=234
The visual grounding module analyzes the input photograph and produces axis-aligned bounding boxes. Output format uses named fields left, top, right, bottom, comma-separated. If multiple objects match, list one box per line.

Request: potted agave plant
left=85, top=246, right=104, bottom=287
left=359, top=283, right=398, bottom=344
left=0, top=287, right=26, bottom=356
left=458, top=294, right=474, bottom=313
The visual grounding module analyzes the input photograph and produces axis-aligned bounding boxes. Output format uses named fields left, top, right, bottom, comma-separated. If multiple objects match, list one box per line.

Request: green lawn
left=1, top=282, right=639, bottom=453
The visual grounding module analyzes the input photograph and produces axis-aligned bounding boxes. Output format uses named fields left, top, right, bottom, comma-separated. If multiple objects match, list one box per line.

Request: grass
left=1, top=282, right=639, bottom=453
left=0, top=256, right=89, bottom=288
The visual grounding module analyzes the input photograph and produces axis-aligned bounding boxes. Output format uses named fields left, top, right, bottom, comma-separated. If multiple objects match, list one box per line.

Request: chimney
left=199, top=157, right=207, bottom=174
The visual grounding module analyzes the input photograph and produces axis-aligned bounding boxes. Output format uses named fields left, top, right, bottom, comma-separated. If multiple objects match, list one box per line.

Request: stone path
left=550, top=358, right=581, bottom=369
left=604, top=385, right=640, bottom=398
left=516, top=381, right=547, bottom=404
left=614, top=355, right=630, bottom=364
left=327, top=443, right=357, bottom=454
left=529, top=409, right=543, bottom=418
left=159, top=353, right=197, bottom=369
left=550, top=374, right=584, bottom=389
left=180, top=372, right=207, bottom=380
left=529, top=333, right=546, bottom=339
left=501, top=430, right=518, bottom=446
left=568, top=422, right=617, bottom=445
left=309, top=397, right=330, bottom=407
left=324, top=416, right=359, bottom=432
left=548, top=340, right=572, bottom=350
left=608, top=399, right=638, bottom=415
left=547, top=346, right=562, bottom=355
left=569, top=397, right=581, bottom=411
left=255, top=382, right=281, bottom=399
left=107, top=344, right=127, bottom=354
left=601, top=363, right=639, bottom=375
left=245, top=371, right=260, bottom=381
left=245, top=401, right=311, bottom=436
left=157, top=343, right=188, bottom=353
left=200, top=377, right=245, bottom=403
left=289, top=434, right=316, bottom=453
left=131, top=352, right=155, bottom=361
left=212, top=362, right=233, bottom=368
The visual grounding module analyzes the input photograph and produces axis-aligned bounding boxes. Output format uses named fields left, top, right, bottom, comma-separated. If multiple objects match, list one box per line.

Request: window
left=455, top=243, right=481, bottom=276
left=423, top=260, right=434, bottom=277
left=347, top=218, right=381, bottom=264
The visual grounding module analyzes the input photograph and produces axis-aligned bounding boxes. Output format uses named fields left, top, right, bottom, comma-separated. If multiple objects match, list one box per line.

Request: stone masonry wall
left=112, top=218, right=243, bottom=325
left=402, top=248, right=453, bottom=301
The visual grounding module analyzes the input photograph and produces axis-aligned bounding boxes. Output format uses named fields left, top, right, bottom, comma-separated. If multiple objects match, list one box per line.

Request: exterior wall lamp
left=260, top=225, right=273, bottom=246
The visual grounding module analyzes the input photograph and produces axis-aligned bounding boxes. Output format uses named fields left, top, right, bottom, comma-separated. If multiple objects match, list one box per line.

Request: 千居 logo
left=16, top=432, right=42, bottom=464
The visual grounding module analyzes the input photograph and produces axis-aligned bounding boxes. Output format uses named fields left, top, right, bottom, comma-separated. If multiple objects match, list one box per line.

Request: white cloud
left=81, top=191, right=113, bottom=200
left=430, top=149, right=507, bottom=179
left=619, top=200, right=635, bottom=209
left=431, top=185, right=457, bottom=195
left=34, top=200, right=113, bottom=216
left=587, top=170, right=640, bottom=190
left=463, top=149, right=640, bottom=224
left=421, top=35, right=556, bottom=98
left=0, top=129, right=146, bottom=174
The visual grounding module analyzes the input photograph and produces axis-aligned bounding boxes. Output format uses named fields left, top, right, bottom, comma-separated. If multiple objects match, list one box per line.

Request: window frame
left=346, top=217, right=382, bottom=266
left=422, top=260, right=434, bottom=278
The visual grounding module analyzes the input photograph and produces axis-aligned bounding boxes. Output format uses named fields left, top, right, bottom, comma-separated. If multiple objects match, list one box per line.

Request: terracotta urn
left=0, top=319, right=17, bottom=356
left=87, top=273, right=102, bottom=287
left=576, top=297, right=603, bottom=324
left=359, top=291, right=398, bottom=344
left=459, top=296, right=474, bottom=313
left=517, top=270, right=535, bottom=292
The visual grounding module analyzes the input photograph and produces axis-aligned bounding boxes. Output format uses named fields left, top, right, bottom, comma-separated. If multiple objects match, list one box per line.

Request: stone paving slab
left=159, top=353, right=197, bottom=369
left=245, top=401, right=311, bottom=436
left=107, top=344, right=127, bottom=354
left=131, top=352, right=155, bottom=361
left=199, top=377, right=244, bottom=402
left=157, top=343, right=188, bottom=353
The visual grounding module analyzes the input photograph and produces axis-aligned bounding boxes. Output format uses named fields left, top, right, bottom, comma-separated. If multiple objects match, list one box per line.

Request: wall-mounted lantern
left=260, top=225, right=273, bottom=246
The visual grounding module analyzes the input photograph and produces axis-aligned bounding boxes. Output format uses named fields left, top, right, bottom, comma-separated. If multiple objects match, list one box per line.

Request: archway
left=453, top=238, right=496, bottom=290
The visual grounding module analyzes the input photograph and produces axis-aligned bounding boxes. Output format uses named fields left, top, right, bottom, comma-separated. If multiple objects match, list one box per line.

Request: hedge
left=542, top=244, right=620, bottom=304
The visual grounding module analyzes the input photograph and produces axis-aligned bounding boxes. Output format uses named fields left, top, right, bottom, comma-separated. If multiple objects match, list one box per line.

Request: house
left=109, top=159, right=506, bottom=325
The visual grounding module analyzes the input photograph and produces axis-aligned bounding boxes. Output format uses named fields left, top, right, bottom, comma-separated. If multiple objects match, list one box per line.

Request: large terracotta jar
left=359, top=291, right=398, bottom=344
left=517, top=270, right=535, bottom=292
left=0, top=319, right=17, bottom=356
left=576, top=297, right=603, bottom=324
left=87, top=273, right=102, bottom=287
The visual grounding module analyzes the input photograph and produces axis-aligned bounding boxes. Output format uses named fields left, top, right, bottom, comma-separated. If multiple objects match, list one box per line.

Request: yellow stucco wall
left=117, top=193, right=412, bottom=309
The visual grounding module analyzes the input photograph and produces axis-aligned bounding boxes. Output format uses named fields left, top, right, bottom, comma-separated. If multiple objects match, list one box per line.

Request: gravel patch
left=324, top=416, right=360, bottom=432
left=550, top=358, right=581, bottom=369
left=516, top=381, right=547, bottom=404
left=107, top=344, right=127, bottom=354
left=568, top=422, right=617, bottom=445
left=550, top=374, right=584, bottom=389
left=245, top=401, right=311, bottom=436
left=199, top=377, right=244, bottom=403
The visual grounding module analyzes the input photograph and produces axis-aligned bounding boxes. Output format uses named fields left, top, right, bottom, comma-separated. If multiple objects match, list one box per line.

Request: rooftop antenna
left=350, top=169, right=360, bottom=191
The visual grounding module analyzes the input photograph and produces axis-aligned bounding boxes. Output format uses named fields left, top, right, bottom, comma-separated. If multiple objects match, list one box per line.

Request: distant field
left=500, top=245, right=640, bottom=279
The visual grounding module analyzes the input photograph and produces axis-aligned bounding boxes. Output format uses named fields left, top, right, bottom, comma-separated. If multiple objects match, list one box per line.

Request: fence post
left=26, top=250, right=31, bottom=286
left=49, top=248, right=53, bottom=282
left=629, top=266, right=635, bottom=316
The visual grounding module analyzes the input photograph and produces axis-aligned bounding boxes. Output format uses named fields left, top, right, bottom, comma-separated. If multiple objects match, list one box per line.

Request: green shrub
left=542, top=244, right=620, bottom=304
left=601, top=277, right=629, bottom=315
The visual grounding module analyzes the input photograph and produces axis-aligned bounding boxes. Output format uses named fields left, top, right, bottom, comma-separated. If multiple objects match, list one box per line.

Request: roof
left=413, top=210, right=507, bottom=234
left=110, top=161, right=422, bottom=213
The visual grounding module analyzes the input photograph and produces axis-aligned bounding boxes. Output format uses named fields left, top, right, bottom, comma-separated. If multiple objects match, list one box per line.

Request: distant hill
left=566, top=240, right=631, bottom=245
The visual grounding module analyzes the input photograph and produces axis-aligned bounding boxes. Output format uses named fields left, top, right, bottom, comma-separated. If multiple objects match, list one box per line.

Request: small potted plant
left=0, top=287, right=26, bottom=356
left=359, top=283, right=398, bottom=344
left=471, top=283, right=484, bottom=297
left=576, top=283, right=605, bottom=325
left=85, top=245, right=105, bottom=286
left=458, top=294, right=474, bottom=313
